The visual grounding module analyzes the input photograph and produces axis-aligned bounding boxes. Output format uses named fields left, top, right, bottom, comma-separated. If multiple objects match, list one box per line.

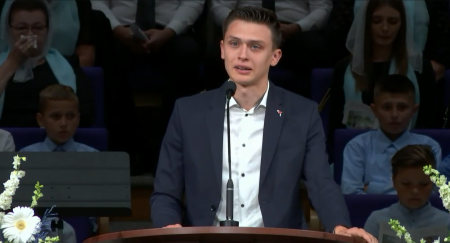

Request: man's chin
left=229, top=76, right=255, bottom=86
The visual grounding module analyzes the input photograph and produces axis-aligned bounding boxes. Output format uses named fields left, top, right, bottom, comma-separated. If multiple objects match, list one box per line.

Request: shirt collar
left=226, top=81, right=270, bottom=111
left=374, top=129, right=412, bottom=154
left=396, top=201, right=432, bottom=215
left=43, top=137, right=75, bottom=152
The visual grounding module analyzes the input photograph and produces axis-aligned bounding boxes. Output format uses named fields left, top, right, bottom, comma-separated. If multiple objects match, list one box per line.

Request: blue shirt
left=20, top=137, right=97, bottom=152
left=438, top=154, right=450, bottom=179
left=364, top=202, right=450, bottom=241
left=341, top=129, right=442, bottom=194
left=19, top=136, right=98, bottom=234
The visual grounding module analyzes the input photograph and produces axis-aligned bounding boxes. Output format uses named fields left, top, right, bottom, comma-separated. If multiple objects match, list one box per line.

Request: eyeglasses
left=10, top=24, right=47, bottom=34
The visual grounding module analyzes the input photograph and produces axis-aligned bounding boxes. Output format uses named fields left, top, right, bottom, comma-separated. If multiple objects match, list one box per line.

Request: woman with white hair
left=0, top=0, right=94, bottom=127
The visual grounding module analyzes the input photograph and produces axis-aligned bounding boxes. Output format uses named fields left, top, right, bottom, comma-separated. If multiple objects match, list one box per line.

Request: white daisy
left=1, top=207, right=41, bottom=243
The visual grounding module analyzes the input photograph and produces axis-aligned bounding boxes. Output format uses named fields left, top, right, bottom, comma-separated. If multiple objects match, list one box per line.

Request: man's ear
left=270, top=48, right=282, bottom=66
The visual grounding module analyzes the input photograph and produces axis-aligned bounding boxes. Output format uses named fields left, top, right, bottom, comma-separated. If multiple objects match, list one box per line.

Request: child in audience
left=341, top=75, right=441, bottom=195
left=20, top=84, right=97, bottom=243
left=20, top=84, right=96, bottom=152
left=364, top=145, right=450, bottom=241
left=0, top=129, right=14, bottom=151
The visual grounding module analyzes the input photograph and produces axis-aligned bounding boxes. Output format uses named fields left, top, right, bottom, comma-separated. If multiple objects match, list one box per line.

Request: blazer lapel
left=207, top=86, right=226, bottom=193
left=260, top=84, right=284, bottom=187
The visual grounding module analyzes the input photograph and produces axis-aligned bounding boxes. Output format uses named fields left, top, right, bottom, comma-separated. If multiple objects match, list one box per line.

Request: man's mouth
left=235, top=65, right=251, bottom=70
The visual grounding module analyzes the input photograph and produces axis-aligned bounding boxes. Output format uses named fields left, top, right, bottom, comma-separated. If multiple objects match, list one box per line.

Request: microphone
left=220, top=81, right=239, bottom=227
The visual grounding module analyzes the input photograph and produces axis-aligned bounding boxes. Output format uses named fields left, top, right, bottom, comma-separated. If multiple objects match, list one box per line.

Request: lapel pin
left=277, top=110, right=282, bottom=117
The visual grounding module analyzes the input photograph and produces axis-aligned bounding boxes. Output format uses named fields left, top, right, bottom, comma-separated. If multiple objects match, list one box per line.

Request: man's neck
left=233, top=80, right=268, bottom=111
left=372, top=45, right=393, bottom=62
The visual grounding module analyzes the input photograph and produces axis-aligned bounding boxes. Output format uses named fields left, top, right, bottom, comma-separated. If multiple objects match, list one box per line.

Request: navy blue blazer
left=151, top=83, right=351, bottom=231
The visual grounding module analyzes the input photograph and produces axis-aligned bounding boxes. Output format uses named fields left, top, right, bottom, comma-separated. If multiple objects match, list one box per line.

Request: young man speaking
left=151, top=6, right=377, bottom=242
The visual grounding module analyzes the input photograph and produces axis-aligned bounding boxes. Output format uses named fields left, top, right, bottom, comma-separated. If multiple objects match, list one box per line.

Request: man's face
left=37, top=100, right=80, bottom=145
left=220, top=20, right=281, bottom=87
left=393, top=167, right=434, bottom=209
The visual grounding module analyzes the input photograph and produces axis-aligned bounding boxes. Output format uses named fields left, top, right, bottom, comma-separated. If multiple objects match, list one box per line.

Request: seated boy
left=341, top=75, right=441, bottom=194
left=20, top=84, right=96, bottom=152
left=20, top=84, right=97, bottom=242
left=364, top=145, right=450, bottom=241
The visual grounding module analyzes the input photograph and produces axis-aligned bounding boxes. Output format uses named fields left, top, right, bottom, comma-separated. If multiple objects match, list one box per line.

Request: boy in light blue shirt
left=341, top=75, right=441, bottom=194
left=364, top=145, right=450, bottom=241
left=20, top=84, right=97, bottom=242
left=20, top=84, right=96, bottom=152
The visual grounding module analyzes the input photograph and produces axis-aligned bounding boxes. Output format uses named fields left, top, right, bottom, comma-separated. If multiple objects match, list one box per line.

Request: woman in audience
left=330, top=0, right=450, bottom=81
left=0, top=0, right=94, bottom=127
left=0, top=0, right=95, bottom=67
left=328, top=0, right=438, bottom=141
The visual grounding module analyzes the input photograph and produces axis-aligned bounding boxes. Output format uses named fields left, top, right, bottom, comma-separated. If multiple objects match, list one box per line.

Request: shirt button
left=245, top=114, right=248, bottom=117
left=241, top=204, right=244, bottom=208
left=210, top=205, right=216, bottom=211
left=241, top=173, right=245, bottom=177
left=242, top=144, right=246, bottom=147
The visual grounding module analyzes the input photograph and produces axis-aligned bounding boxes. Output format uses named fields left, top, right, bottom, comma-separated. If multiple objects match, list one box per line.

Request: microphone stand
left=220, top=93, right=239, bottom=227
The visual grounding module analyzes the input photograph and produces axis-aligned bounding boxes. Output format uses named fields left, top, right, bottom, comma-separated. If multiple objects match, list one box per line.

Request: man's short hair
left=222, top=6, right=282, bottom=49
left=373, top=74, right=416, bottom=100
left=39, top=84, right=79, bottom=113
left=391, top=145, right=436, bottom=178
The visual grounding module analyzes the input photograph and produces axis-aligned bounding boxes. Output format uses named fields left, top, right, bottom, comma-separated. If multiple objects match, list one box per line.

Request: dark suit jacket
left=151, top=83, right=351, bottom=232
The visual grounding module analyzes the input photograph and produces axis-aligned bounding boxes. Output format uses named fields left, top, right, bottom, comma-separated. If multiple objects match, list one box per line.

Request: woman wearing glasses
left=0, top=0, right=94, bottom=127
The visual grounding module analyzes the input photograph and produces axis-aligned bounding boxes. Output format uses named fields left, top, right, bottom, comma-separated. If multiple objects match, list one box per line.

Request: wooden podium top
left=84, top=227, right=366, bottom=243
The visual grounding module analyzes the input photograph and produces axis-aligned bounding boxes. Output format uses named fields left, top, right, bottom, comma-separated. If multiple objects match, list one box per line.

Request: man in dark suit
left=151, top=6, right=377, bottom=242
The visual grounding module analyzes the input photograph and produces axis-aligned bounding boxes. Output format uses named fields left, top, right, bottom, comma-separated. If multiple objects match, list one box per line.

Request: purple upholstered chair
left=334, top=129, right=450, bottom=184
left=82, top=67, right=104, bottom=128
left=344, top=194, right=445, bottom=228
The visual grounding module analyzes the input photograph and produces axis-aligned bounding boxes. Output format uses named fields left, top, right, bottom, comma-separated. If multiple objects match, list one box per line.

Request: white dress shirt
left=211, top=0, right=332, bottom=32
left=91, top=0, right=204, bottom=35
left=213, top=83, right=269, bottom=227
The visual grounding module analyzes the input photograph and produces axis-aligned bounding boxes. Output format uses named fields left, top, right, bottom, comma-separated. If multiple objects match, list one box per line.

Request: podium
left=83, top=227, right=365, bottom=243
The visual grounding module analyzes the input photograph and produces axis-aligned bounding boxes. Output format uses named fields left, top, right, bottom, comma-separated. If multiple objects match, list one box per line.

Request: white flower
left=4, top=188, right=15, bottom=197
left=433, top=238, right=441, bottom=243
left=0, top=195, right=13, bottom=210
left=17, top=171, right=25, bottom=179
left=12, top=156, right=22, bottom=170
left=404, top=233, right=413, bottom=243
left=1, top=206, right=41, bottom=243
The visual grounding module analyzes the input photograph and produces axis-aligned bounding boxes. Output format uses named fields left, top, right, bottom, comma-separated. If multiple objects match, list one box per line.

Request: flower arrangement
left=389, top=165, right=450, bottom=243
left=0, top=155, right=59, bottom=243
